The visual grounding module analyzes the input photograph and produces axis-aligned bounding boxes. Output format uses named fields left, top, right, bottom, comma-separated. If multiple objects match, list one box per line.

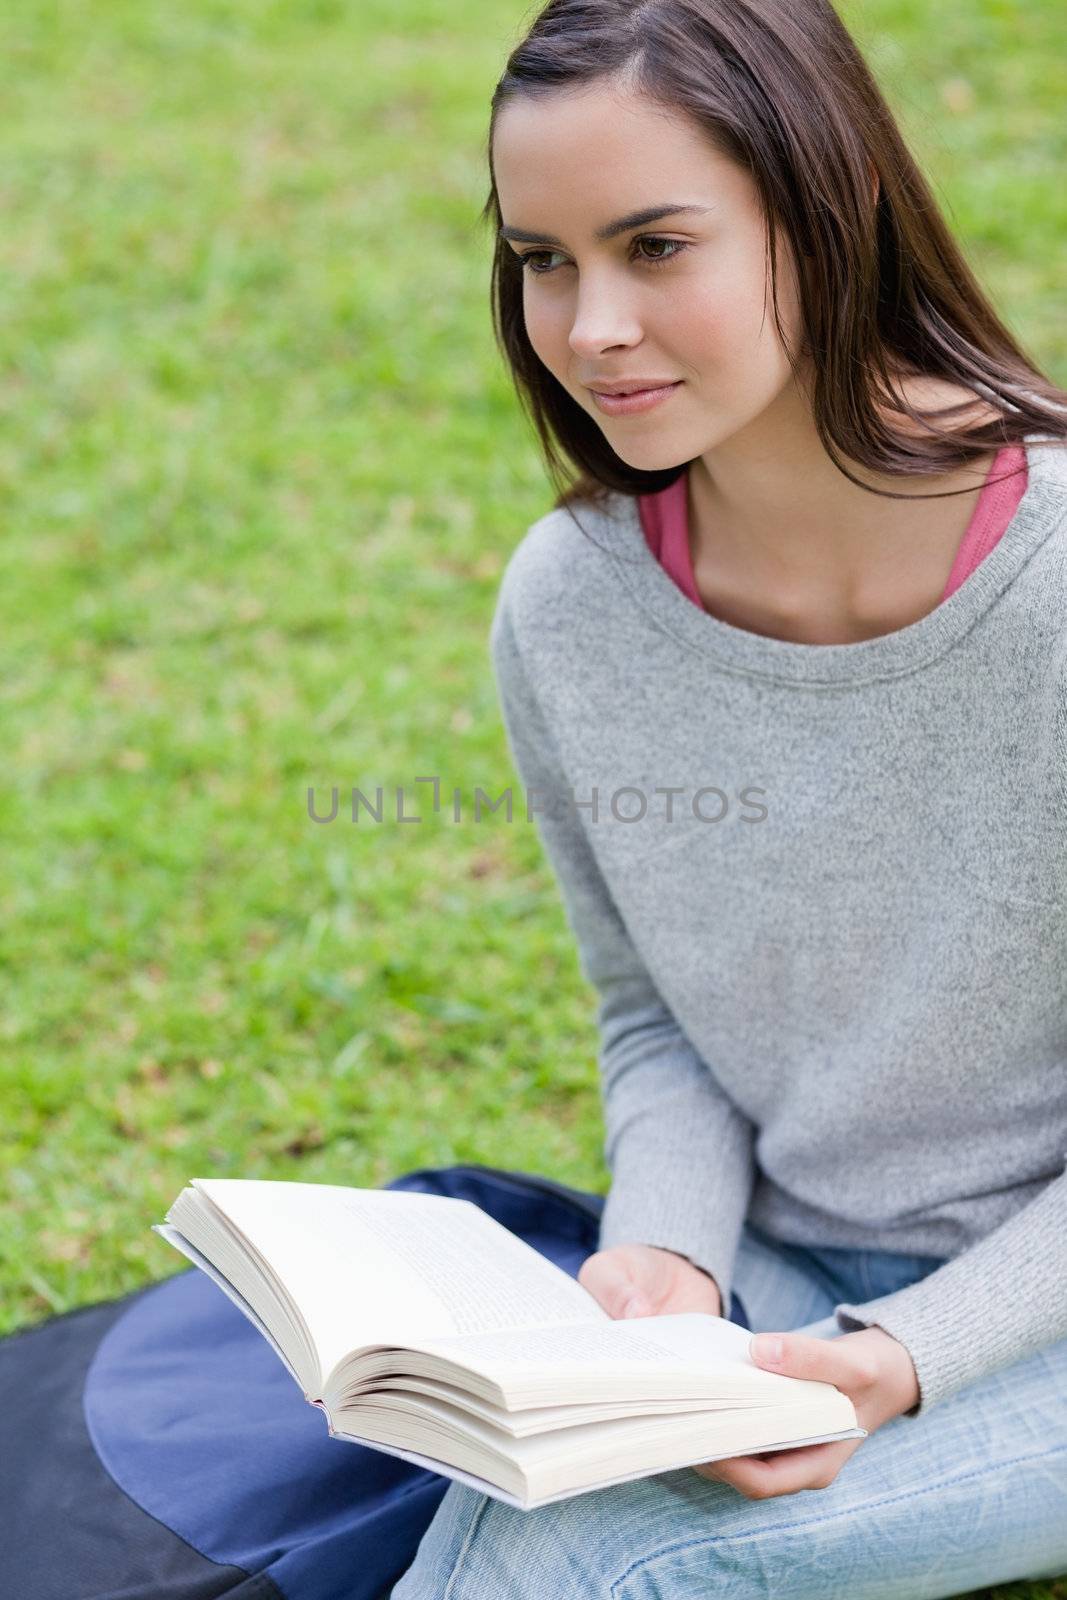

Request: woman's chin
left=604, top=435, right=695, bottom=473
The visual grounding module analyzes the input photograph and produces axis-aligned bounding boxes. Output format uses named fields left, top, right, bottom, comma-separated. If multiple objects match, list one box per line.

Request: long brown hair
left=479, top=0, right=1067, bottom=513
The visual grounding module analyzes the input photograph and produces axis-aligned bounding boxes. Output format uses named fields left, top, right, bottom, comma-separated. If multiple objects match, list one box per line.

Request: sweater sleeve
left=833, top=1153, right=1067, bottom=1416
left=489, top=581, right=757, bottom=1311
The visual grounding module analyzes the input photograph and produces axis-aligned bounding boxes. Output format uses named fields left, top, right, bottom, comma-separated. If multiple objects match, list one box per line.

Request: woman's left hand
left=693, top=1326, right=920, bottom=1499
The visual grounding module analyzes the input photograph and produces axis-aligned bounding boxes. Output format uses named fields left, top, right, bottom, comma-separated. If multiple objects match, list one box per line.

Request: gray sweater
left=488, top=434, right=1067, bottom=1416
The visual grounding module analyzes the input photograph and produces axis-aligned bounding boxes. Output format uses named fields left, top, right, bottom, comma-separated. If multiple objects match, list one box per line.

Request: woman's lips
left=589, top=381, right=682, bottom=416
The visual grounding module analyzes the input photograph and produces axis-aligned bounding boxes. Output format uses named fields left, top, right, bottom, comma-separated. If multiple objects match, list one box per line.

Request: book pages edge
left=151, top=1222, right=308, bottom=1395
left=328, top=1425, right=867, bottom=1513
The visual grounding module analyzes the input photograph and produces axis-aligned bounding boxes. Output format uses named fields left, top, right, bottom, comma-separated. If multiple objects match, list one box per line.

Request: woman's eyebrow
left=498, top=203, right=712, bottom=247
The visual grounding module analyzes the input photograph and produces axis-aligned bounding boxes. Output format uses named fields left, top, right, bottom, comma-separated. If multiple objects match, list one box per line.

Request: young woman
left=394, top=0, right=1067, bottom=1594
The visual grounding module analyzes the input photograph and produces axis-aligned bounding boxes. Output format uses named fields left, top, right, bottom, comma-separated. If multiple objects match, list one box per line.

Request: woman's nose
left=567, top=278, right=643, bottom=357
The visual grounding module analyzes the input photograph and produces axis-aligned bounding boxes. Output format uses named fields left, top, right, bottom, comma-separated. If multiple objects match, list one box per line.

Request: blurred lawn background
left=0, top=4, right=1064, bottom=1585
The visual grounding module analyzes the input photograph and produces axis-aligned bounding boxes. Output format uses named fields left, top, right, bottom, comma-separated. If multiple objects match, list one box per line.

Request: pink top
left=638, top=446, right=1029, bottom=615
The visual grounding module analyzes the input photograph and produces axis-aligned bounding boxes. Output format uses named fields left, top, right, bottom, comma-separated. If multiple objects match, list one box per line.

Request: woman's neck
left=686, top=373, right=1000, bottom=645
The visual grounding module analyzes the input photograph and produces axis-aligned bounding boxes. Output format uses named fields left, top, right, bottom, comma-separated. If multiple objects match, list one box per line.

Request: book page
left=338, top=1192, right=606, bottom=1336
left=188, top=1179, right=607, bottom=1384
left=363, top=1374, right=792, bottom=1437
left=402, top=1313, right=833, bottom=1408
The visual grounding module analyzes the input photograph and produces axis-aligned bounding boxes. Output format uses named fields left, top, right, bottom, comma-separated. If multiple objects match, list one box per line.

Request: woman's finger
left=694, top=1439, right=855, bottom=1498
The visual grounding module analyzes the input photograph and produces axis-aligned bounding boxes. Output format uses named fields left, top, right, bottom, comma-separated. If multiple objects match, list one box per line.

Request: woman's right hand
left=578, top=1243, right=723, bottom=1321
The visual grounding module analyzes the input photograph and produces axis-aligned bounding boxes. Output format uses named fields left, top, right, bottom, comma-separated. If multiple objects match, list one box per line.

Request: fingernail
left=751, top=1334, right=783, bottom=1364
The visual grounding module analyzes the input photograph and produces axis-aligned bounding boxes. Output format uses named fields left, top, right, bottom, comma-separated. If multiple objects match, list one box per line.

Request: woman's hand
left=578, top=1243, right=723, bottom=1320
left=580, top=1251, right=919, bottom=1500
left=693, top=1325, right=921, bottom=1498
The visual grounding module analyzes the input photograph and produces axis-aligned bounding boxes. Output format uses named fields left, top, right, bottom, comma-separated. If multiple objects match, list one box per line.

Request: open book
left=153, top=1179, right=864, bottom=1511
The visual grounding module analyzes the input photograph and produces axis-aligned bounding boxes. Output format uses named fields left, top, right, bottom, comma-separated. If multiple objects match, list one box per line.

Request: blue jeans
left=390, top=1220, right=1067, bottom=1598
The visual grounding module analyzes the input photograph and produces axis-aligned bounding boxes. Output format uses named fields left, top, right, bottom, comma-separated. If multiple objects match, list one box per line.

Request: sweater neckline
left=604, top=434, right=1067, bottom=686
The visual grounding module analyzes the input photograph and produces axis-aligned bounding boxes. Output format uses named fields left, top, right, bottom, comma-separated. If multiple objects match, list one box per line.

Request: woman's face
left=491, top=76, right=810, bottom=469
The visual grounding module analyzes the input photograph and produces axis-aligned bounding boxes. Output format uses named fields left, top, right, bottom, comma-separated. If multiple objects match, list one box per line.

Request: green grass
left=0, top=2, right=1064, bottom=1593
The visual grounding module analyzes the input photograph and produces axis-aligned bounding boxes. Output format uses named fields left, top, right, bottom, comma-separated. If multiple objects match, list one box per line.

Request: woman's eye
left=516, top=236, right=690, bottom=275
